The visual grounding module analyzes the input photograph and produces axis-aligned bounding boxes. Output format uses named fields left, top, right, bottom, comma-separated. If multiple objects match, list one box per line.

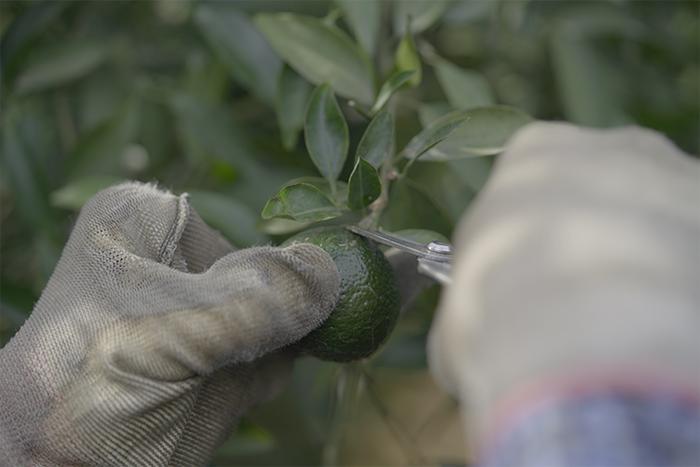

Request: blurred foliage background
left=1, top=0, right=698, bottom=465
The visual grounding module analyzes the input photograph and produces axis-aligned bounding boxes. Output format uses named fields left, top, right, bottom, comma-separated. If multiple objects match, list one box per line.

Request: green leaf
left=434, top=59, right=495, bottom=109
left=259, top=217, right=311, bottom=236
left=261, top=183, right=343, bottom=222
left=393, top=0, right=451, bottom=34
left=442, top=0, right=494, bottom=24
left=195, top=5, right=281, bottom=105
left=381, top=179, right=452, bottom=236
left=356, top=110, right=394, bottom=168
left=551, top=20, right=630, bottom=127
left=394, top=30, right=421, bottom=87
left=171, top=94, right=255, bottom=170
left=182, top=52, right=229, bottom=104
left=407, top=160, right=479, bottom=222
left=370, top=69, right=415, bottom=115
left=402, top=110, right=471, bottom=162
left=423, top=106, right=533, bottom=160
left=4, top=98, right=61, bottom=186
left=188, top=191, right=268, bottom=247
left=335, top=0, right=380, bottom=56
left=255, top=13, right=374, bottom=104
left=417, top=102, right=452, bottom=127
left=1, top=109, right=54, bottom=230
left=50, top=176, right=123, bottom=210
left=348, top=158, right=381, bottom=210
left=322, top=8, right=343, bottom=27
left=280, top=176, right=348, bottom=206
left=1, top=1, right=70, bottom=80
left=170, top=93, right=299, bottom=209
left=77, top=69, right=133, bottom=132
left=14, top=41, right=108, bottom=95
left=447, top=157, right=493, bottom=192
left=68, top=97, right=140, bottom=177
left=137, top=100, right=173, bottom=168
left=304, top=84, right=349, bottom=185
left=276, top=66, right=312, bottom=150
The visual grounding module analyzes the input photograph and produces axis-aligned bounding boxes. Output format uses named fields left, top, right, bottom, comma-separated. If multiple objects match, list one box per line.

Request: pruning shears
left=346, top=226, right=453, bottom=285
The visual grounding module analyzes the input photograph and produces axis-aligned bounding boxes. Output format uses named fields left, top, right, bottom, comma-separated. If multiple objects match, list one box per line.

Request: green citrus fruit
left=283, top=226, right=400, bottom=362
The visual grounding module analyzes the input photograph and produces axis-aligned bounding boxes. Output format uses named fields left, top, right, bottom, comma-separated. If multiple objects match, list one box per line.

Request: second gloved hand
left=0, top=182, right=340, bottom=466
left=427, top=123, right=700, bottom=456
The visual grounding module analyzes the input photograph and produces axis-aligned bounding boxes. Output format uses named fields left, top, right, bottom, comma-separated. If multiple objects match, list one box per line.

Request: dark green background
left=1, top=1, right=697, bottom=464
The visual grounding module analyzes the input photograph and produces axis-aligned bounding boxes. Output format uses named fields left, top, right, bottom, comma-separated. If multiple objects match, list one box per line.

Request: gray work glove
left=428, top=123, right=700, bottom=451
left=0, top=182, right=340, bottom=466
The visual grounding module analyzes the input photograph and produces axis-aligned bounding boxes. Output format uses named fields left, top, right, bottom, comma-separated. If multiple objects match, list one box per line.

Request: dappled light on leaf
left=262, top=183, right=344, bottom=222
left=255, top=13, right=375, bottom=104
left=423, top=106, right=533, bottom=160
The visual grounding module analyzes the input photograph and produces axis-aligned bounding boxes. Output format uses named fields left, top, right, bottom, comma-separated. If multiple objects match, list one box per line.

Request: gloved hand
left=0, top=182, right=340, bottom=466
left=428, top=123, right=700, bottom=452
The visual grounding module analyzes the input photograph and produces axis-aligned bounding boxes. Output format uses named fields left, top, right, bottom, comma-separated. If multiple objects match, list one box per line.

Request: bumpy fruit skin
left=283, top=227, right=400, bottom=362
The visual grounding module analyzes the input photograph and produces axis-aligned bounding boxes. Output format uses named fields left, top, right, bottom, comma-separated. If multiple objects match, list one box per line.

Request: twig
left=363, top=158, right=398, bottom=229
left=347, top=100, right=372, bottom=121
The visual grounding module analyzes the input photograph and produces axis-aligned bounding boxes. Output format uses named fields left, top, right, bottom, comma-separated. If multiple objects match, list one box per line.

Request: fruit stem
left=364, top=158, right=395, bottom=228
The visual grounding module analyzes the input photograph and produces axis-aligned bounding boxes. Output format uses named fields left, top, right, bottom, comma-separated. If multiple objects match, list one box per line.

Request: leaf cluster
left=256, top=11, right=532, bottom=227
left=0, top=2, right=697, bottom=461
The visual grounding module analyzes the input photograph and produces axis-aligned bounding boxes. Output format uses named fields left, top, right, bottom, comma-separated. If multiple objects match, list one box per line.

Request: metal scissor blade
left=346, top=225, right=452, bottom=263
left=417, top=258, right=452, bottom=285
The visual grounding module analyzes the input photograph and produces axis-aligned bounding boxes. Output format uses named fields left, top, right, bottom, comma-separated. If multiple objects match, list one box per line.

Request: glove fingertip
left=280, top=243, right=341, bottom=325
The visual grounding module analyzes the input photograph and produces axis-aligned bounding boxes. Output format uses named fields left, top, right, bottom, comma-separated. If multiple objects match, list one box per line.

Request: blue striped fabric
left=481, top=393, right=700, bottom=467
